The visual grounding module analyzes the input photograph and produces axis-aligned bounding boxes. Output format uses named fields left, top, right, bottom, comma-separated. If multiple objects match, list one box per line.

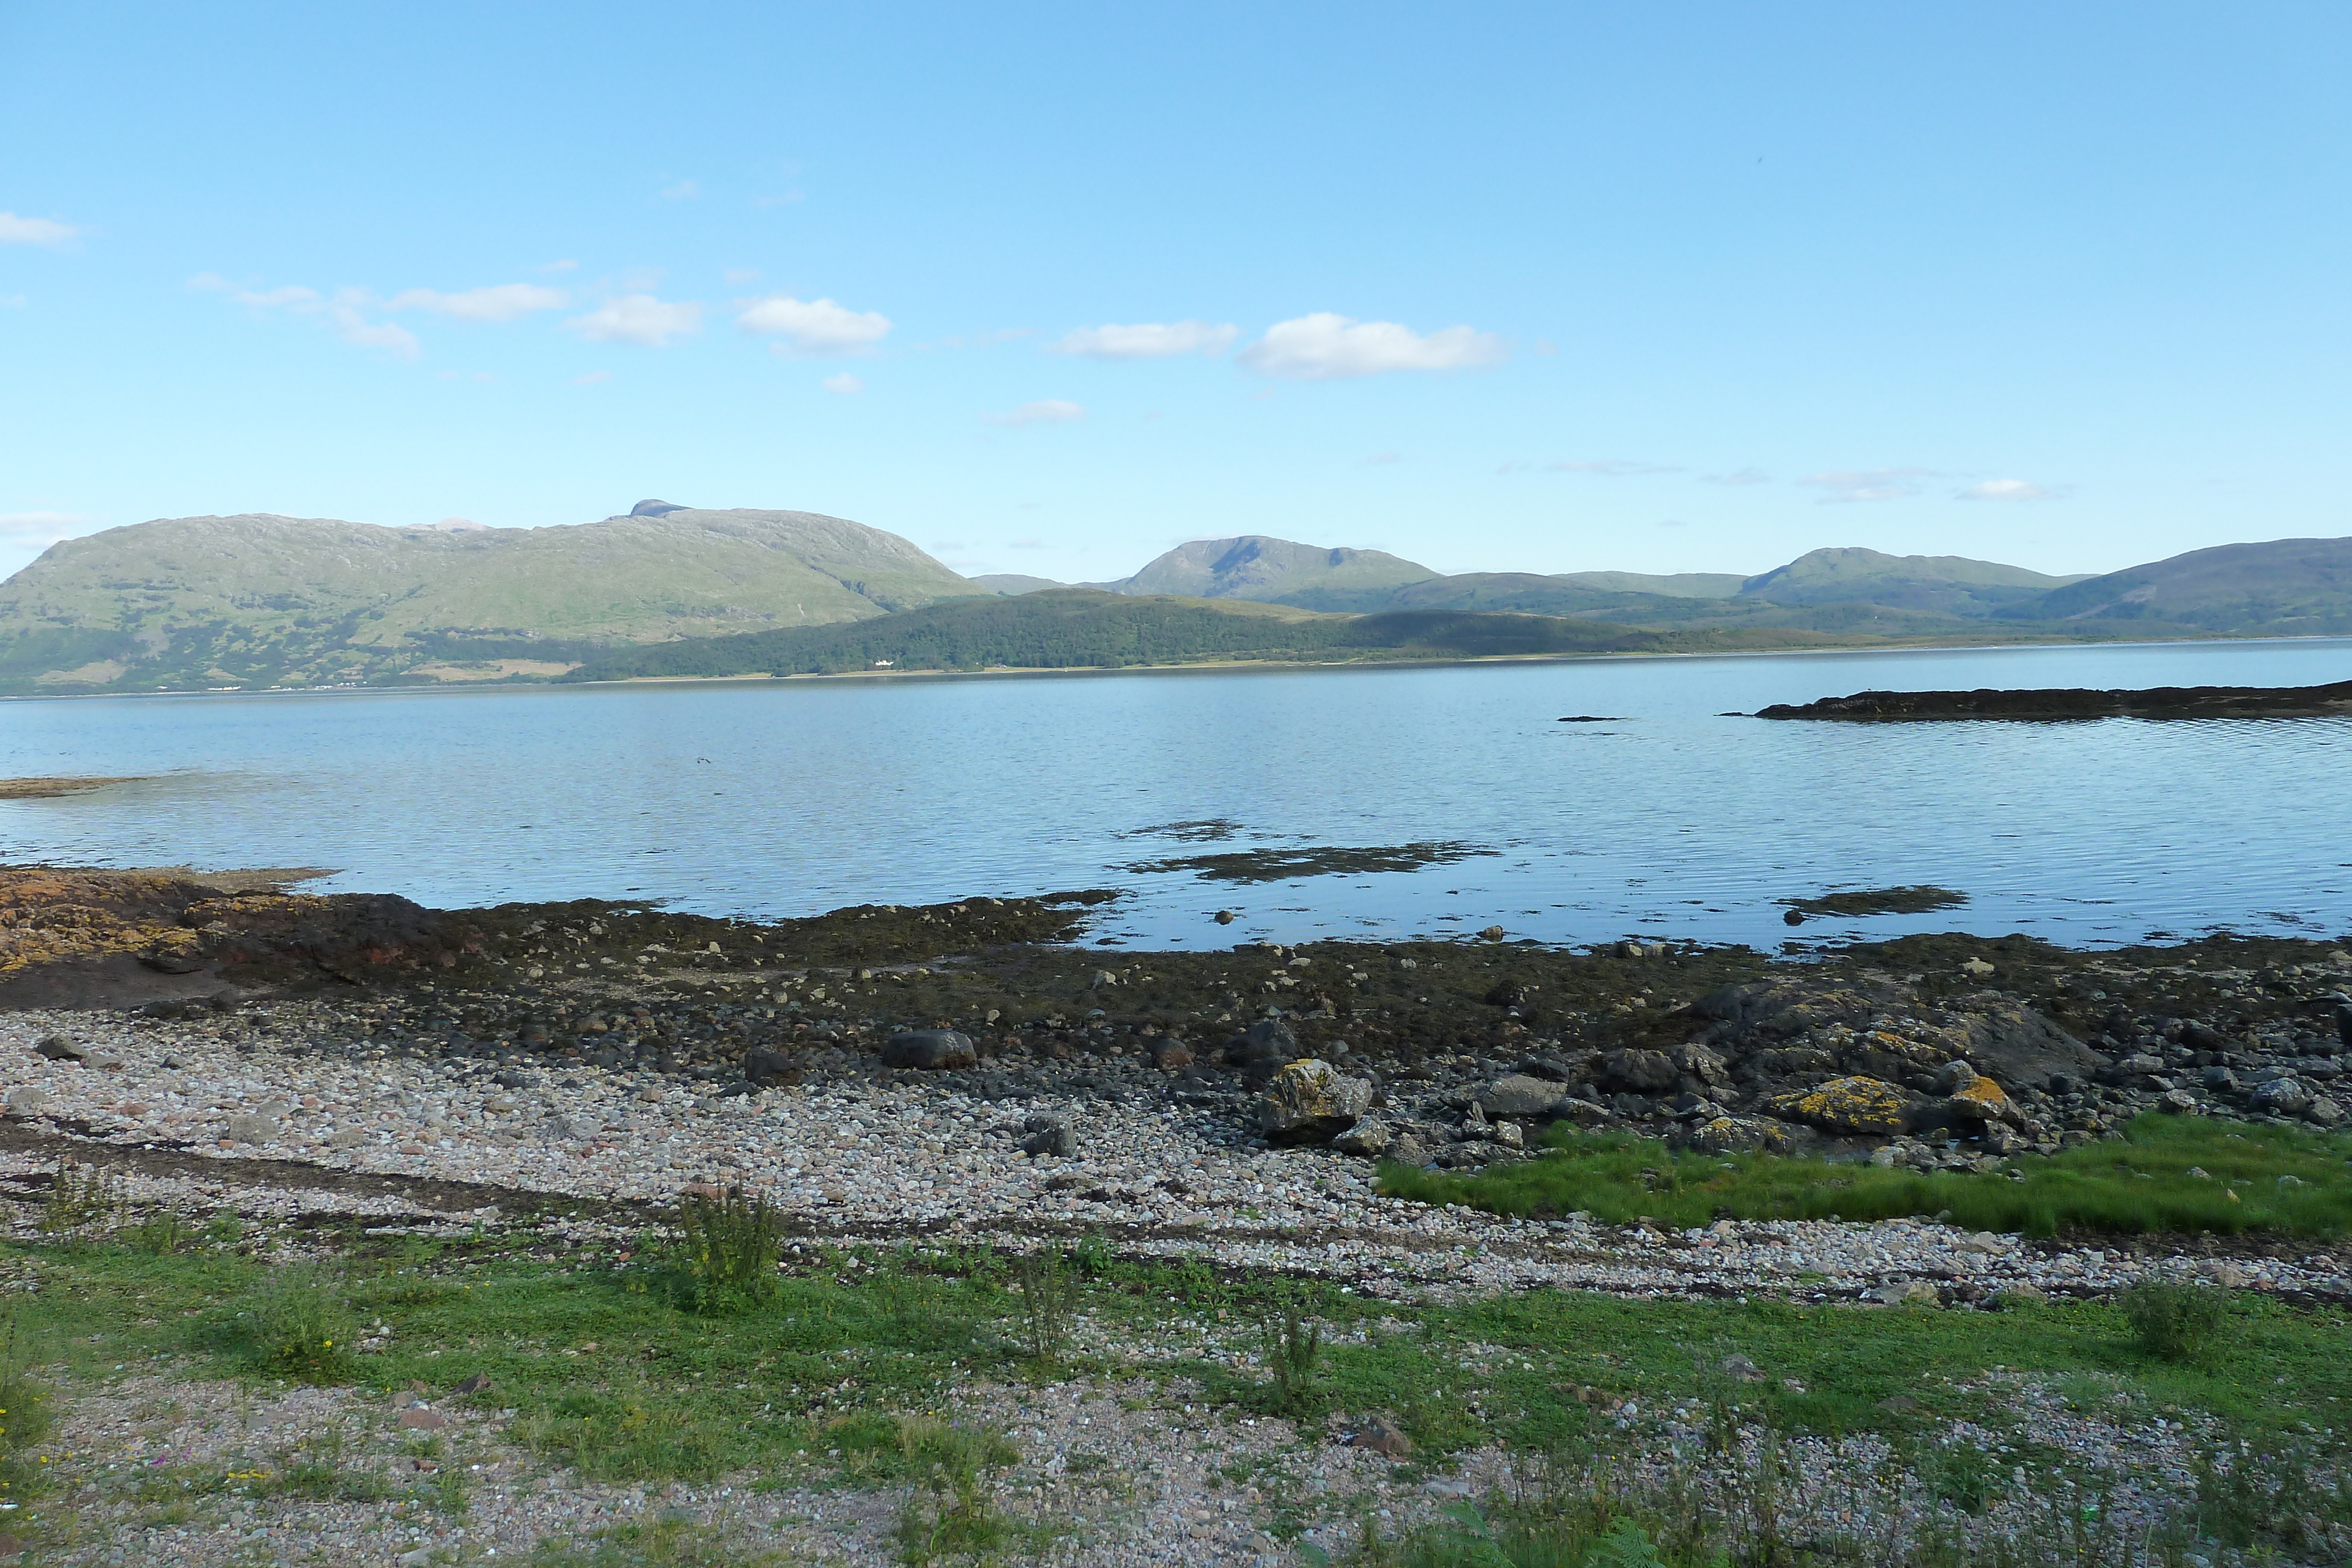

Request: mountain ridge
left=2, top=511, right=2343, bottom=695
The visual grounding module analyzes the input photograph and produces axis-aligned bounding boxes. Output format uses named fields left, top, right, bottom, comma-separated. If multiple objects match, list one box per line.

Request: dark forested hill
left=555, top=590, right=1692, bottom=680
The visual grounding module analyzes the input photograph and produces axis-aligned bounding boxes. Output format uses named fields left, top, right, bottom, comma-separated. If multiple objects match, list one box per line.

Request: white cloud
left=235, top=284, right=322, bottom=309
left=0, top=212, right=80, bottom=248
left=0, top=295, right=24, bottom=309
left=536, top=259, right=579, bottom=273
left=659, top=179, right=700, bottom=200
left=387, top=283, right=568, bottom=322
left=324, top=289, right=419, bottom=357
left=1052, top=320, right=1238, bottom=359
left=1546, top=459, right=1681, bottom=477
left=564, top=295, right=704, bottom=347
left=202, top=278, right=418, bottom=357
left=1361, top=450, right=1402, bottom=466
left=1237, top=312, right=1506, bottom=380
left=736, top=295, right=891, bottom=356
left=571, top=370, right=612, bottom=386
left=985, top=399, right=1084, bottom=427
left=1701, top=467, right=1771, bottom=486
left=1797, top=467, right=1933, bottom=503
left=0, top=510, right=92, bottom=544
left=1957, top=478, right=2064, bottom=502
left=821, top=373, right=865, bottom=395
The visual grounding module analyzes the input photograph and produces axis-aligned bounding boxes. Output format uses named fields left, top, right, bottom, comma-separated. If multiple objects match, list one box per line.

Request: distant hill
left=556, top=589, right=1742, bottom=680
left=970, top=573, right=1067, bottom=596
left=9, top=506, right=2341, bottom=697
left=1086, top=536, right=1439, bottom=611
left=1556, top=570, right=1746, bottom=599
left=2003, top=536, right=2352, bottom=634
left=1736, top=547, right=2092, bottom=616
left=0, top=506, right=982, bottom=693
left=1094, top=535, right=2089, bottom=622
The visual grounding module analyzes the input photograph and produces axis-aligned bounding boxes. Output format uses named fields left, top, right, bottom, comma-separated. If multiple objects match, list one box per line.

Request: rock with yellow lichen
left=1940, top=1072, right=2018, bottom=1125
left=1762, top=1075, right=1917, bottom=1136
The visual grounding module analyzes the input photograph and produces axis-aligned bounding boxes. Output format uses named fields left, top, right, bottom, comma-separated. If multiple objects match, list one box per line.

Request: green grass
left=1379, top=1115, right=2352, bottom=1238
left=5, top=1210, right=2352, bottom=1566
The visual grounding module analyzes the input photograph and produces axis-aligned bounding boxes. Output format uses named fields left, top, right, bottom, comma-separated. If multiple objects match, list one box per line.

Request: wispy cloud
left=1546, top=459, right=1681, bottom=477
left=387, top=283, right=568, bottom=322
left=536, top=259, right=579, bottom=274
left=1957, top=478, right=2066, bottom=502
left=1796, top=466, right=1933, bottom=503
left=1701, top=467, right=1771, bottom=486
left=723, top=268, right=762, bottom=285
left=821, top=373, right=865, bottom=395
left=0, top=295, right=25, bottom=309
left=985, top=399, right=1084, bottom=427
left=564, top=295, right=703, bottom=347
left=192, top=275, right=420, bottom=357
left=0, top=212, right=81, bottom=248
left=658, top=179, right=700, bottom=201
left=1238, top=313, right=1505, bottom=380
left=0, top=510, right=92, bottom=545
left=736, top=294, right=891, bottom=356
left=1052, top=320, right=1238, bottom=359
left=571, top=370, right=612, bottom=386
left=1361, top=450, right=1402, bottom=467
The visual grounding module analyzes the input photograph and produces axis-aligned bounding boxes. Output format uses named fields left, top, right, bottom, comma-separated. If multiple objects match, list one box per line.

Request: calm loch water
left=4, top=637, right=2348, bottom=952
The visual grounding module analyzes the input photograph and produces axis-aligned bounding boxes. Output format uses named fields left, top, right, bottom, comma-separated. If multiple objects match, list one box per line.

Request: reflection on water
left=2, top=637, right=2348, bottom=951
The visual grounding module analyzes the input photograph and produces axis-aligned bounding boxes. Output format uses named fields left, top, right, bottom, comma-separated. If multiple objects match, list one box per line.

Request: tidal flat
left=0, top=867, right=2348, bottom=1563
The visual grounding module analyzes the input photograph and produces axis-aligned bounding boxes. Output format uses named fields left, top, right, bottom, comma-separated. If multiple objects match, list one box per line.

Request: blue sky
left=2, top=2, right=2346, bottom=587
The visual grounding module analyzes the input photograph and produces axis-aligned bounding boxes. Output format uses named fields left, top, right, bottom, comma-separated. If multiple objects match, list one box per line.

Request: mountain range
left=0, top=503, right=2344, bottom=694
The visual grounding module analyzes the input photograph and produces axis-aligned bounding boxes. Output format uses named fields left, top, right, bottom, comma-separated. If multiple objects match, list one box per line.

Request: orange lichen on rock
left=1763, top=1074, right=1916, bottom=1135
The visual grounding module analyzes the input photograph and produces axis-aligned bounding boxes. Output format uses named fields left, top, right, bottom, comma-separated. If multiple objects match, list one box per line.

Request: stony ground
left=1, top=873, right=2348, bottom=1563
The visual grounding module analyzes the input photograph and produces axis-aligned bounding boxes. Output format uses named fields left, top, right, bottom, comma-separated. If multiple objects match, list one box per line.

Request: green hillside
left=1736, top=546, right=2091, bottom=616
left=1087, top=535, right=1438, bottom=610
left=555, top=589, right=1698, bottom=680
left=0, top=507, right=983, bottom=693
left=2005, top=536, right=2352, bottom=633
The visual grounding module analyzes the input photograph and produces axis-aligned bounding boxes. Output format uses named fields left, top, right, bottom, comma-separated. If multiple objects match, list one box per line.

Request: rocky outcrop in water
left=1755, top=680, right=2352, bottom=721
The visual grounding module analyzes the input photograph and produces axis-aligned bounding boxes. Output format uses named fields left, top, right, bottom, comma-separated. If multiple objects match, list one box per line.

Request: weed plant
left=1261, top=1302, right=1325, bottom=1414
left=38, top=1158, right=124, bottom=1238
left=1382, top=1115, right=2352, bottom=1238
left=2120, top=1281, right=2227, bottom=1363
left=880, top=1415, right=1031, bottom=1566
left=671, top=1186, right=783, bottom=1311
left=236, top=1264, right=356, bottom=1381
left=123, top=1206, right=191, bottom=1255
left=1011, top=1249, right=1075, bottom=1361
left=0, top=1315, right=53, bottom=1491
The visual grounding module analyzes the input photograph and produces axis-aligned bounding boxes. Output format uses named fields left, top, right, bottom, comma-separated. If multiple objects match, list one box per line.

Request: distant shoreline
left=2, top=627, right=2344, bottom=703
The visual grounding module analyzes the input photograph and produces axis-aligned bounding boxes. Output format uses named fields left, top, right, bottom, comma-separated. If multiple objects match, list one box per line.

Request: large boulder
left=1601, top=1048, right=1679, bottom=1093
left=1258, top=1059, right=1374, bottom=1145
left=881, top=1030, right=977, bottom=1071
left=1764, top=1075, right=1916, bottom=1136
left=1476, top=1074, right=1567, bottom=1117
left=1952, top=1002, right=2106, bottom=1089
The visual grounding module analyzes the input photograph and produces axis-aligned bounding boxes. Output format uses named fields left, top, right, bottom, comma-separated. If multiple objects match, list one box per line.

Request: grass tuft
left=236, top=1263, right=357, bottom=1382
left=2120, top=1281, right=2227, bottom=1362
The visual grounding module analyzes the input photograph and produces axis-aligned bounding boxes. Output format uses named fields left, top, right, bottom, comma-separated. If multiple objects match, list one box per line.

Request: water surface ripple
left=4, top=637, right=2348, bottom=951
